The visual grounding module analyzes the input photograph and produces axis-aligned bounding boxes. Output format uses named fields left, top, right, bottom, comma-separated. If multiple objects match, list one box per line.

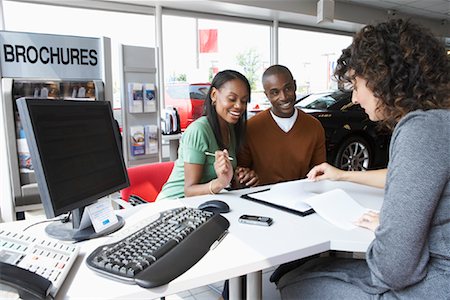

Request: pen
left=204, top=151, right=234, bottom=161
left=210, top=230, right=229, bottom=250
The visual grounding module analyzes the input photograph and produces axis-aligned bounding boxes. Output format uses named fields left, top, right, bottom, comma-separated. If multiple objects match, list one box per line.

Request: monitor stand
left=45, top=208, right=125, bottom=242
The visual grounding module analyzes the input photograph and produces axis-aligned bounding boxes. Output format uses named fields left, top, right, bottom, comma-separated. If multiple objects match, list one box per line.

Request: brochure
left=143, top=83, right=156, bottom=112
left=144, top=124, right=158, bottom=154
left=128, top=82, right=143, bottom=113
left=17, top=138, right=33, bottom=172
left=130, top=125, right=145, bottom=156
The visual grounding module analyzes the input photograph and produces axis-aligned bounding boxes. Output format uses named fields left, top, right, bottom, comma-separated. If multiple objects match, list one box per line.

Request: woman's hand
left=307, top=162, right=344, bottom=181
left=354, top=210, right=379, bottom=232
left=213, top=149, right=234, bottom=190
left=235, top=167, right=260, bottom=187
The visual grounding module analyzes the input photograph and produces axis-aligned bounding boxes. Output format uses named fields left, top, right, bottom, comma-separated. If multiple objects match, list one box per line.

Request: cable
left=22, top=213, right=71, bottom=232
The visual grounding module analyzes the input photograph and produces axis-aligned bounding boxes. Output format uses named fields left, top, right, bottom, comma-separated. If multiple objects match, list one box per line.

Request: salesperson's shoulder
left=398, top=109, right=450, bottom=126
left=394, top=109, right=450, bottom=140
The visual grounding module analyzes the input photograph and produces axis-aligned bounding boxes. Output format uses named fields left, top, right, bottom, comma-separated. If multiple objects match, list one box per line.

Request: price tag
left=84, top=199, right=119, bottom=233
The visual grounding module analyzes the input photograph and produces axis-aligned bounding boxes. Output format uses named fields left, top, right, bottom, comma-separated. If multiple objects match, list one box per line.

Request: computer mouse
left=198, top=200, right=230, bottom=214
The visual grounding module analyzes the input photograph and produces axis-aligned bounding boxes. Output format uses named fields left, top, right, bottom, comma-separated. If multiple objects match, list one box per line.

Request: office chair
left=120, top=161, right=174, bottom=203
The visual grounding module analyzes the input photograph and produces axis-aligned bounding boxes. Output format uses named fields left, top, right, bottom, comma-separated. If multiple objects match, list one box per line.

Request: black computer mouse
left=198, top=200, right=230, bottom=214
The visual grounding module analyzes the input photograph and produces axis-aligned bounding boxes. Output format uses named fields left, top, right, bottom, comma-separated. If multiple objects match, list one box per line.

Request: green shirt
left=156, top=116, right=237, bottom=200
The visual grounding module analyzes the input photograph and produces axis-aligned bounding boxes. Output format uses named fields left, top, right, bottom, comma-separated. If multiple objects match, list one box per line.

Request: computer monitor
left=16, top=98, right=129, bottom=241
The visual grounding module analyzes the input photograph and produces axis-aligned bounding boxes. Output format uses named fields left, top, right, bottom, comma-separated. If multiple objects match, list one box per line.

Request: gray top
left=278, top=109, right=450, bottom=299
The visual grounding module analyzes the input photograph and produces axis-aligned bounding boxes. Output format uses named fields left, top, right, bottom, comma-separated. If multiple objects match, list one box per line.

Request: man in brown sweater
left=237, top=65, right=326, bottom=185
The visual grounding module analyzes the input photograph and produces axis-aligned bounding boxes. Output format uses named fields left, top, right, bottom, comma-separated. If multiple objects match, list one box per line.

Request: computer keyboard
left=86, top=206, right=230, bottom=288
left=0, top=229, right=80, bottom=298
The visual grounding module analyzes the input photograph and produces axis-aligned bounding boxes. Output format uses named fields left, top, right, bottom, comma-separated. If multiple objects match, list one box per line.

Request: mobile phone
left=238, top=214, right=273, bottom=226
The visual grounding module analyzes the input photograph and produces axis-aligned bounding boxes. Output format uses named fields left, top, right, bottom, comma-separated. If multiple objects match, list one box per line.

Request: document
left=242, top=180, right=373, bottom=229
left=303, top=188, right=370, bottom=230
left=244, top=180, right=315, bottom=214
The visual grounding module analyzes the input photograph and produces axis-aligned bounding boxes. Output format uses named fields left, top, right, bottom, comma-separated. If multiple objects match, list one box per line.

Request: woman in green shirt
left=157, top=70, right=258, bottom=200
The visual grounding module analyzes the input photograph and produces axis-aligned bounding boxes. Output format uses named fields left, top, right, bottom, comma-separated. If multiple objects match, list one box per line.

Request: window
left=162, top=14, right=270, bottom=129
left=162, top=15, right=270, bottom=91
left=2, top=1, right=155, bottom=108
left=279, top=28, right=352, bottom=94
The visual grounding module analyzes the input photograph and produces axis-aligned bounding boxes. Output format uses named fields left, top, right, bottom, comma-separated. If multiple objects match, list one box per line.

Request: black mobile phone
left=238, top=214, right=273, bottom=226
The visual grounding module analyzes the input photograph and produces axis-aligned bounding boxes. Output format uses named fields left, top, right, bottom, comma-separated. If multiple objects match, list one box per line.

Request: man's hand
left=235, top=167, right=260, bottom=187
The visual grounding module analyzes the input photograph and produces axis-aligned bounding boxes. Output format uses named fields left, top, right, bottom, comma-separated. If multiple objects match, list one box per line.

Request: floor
left=164, top=268, right=281, bottom=300
left=24, top=209, right=282, bottom=300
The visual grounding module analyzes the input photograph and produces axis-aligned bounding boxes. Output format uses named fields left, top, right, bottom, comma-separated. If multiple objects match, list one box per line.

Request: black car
left=295, top=90, right=391, bottom=171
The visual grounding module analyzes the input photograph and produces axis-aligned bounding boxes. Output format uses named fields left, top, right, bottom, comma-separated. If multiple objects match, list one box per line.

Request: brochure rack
left=0, top=31, right=112, bottom=221
left=120, top=45, right=161, bottom=167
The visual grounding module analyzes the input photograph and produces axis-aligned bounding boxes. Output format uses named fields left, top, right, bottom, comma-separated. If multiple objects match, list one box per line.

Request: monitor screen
left=17, top=98, right=129, bottom=241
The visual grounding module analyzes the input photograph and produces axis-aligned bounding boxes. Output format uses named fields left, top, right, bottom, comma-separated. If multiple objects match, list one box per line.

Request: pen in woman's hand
left=205, top=151, right=234, bottom=161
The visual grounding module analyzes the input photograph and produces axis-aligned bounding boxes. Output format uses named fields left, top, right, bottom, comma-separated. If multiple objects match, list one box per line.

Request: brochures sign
left=0, top=31, right=103, bottom=79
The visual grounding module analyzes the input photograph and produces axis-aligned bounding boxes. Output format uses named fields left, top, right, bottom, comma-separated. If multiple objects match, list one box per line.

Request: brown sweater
left=238, top=108, right=326, bottom=185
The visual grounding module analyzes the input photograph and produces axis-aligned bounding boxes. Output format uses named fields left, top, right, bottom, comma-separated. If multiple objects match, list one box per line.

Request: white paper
left=249, top=180, right=316, bottom=212
left=248, top=180, right=371, bottom=230
left=303, top=188, right=369, bottom=230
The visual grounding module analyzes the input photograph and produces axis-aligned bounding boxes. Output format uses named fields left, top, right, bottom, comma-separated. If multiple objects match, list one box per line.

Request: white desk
left=2, top=180, right=383, bottom=299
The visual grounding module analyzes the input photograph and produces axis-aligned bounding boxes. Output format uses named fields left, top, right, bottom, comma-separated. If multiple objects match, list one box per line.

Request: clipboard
left=240, top=188, right=315, bottom=217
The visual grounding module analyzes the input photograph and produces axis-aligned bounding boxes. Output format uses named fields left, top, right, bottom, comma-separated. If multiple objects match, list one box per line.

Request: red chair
left=120, top=161, right=174, bottom=203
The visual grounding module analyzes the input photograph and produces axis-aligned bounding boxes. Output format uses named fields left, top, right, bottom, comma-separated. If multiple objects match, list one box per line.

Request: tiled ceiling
left=340, top=0, right=450, bottom=21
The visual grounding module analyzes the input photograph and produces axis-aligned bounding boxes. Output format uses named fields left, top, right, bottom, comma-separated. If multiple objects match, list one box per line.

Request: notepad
left=241, top=180, right=372, bottom=230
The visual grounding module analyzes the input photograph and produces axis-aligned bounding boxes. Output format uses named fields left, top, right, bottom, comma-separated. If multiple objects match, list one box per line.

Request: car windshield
left=297, top=91, right=349, bottom=109
left=297, top=93, right=336, bottom=109
left=166, top=84, right=209, bottom=100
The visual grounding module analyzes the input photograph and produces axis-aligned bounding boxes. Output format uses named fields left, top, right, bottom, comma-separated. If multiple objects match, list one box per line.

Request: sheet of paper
left=249, top=180, right=316, bottom=212
left=303, top=188, right=369, bottom=230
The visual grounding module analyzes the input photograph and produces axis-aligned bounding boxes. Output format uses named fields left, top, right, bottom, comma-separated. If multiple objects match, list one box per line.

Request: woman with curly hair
left=276, top=19, right=450, bottom=299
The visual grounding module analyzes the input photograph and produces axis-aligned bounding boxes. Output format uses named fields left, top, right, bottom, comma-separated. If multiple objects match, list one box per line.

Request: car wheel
left=334, top=136, right=371, bottom=171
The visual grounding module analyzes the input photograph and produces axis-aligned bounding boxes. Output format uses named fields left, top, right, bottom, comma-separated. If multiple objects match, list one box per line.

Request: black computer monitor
left=16, top=98, right=129, bottom=241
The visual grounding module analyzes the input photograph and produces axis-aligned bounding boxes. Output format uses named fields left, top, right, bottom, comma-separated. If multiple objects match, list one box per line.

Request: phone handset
left=0, top=261, right=51, bottom=300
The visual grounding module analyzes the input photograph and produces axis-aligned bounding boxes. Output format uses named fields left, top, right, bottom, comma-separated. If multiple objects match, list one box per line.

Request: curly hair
left=335, top=19, right=450, bottom=130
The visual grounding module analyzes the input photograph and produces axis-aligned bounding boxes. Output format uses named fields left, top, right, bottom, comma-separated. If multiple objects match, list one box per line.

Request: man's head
left=262, top=65, right=297, bottom=118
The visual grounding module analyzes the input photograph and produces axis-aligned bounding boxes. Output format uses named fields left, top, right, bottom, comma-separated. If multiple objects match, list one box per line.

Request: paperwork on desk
left=250, top=180, right=370, bottom=230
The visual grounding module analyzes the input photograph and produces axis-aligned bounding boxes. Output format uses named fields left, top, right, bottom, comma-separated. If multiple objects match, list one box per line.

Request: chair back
left=120, top=161, right=174, bottom=202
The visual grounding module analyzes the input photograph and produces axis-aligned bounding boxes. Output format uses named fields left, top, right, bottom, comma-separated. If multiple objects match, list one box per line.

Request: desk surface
left=3, top=180, right=384, bottom=299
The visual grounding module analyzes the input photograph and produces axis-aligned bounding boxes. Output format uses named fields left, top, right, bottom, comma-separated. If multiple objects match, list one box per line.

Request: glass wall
left=279, top=28, right=352, bottom=94
left=162, top=14, right=271, bottom=129
left=2, top=1, right=353, bottom=129
left=2, top=1, right=156, bottom=108
left=162, top=15, right=270, bottom=92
